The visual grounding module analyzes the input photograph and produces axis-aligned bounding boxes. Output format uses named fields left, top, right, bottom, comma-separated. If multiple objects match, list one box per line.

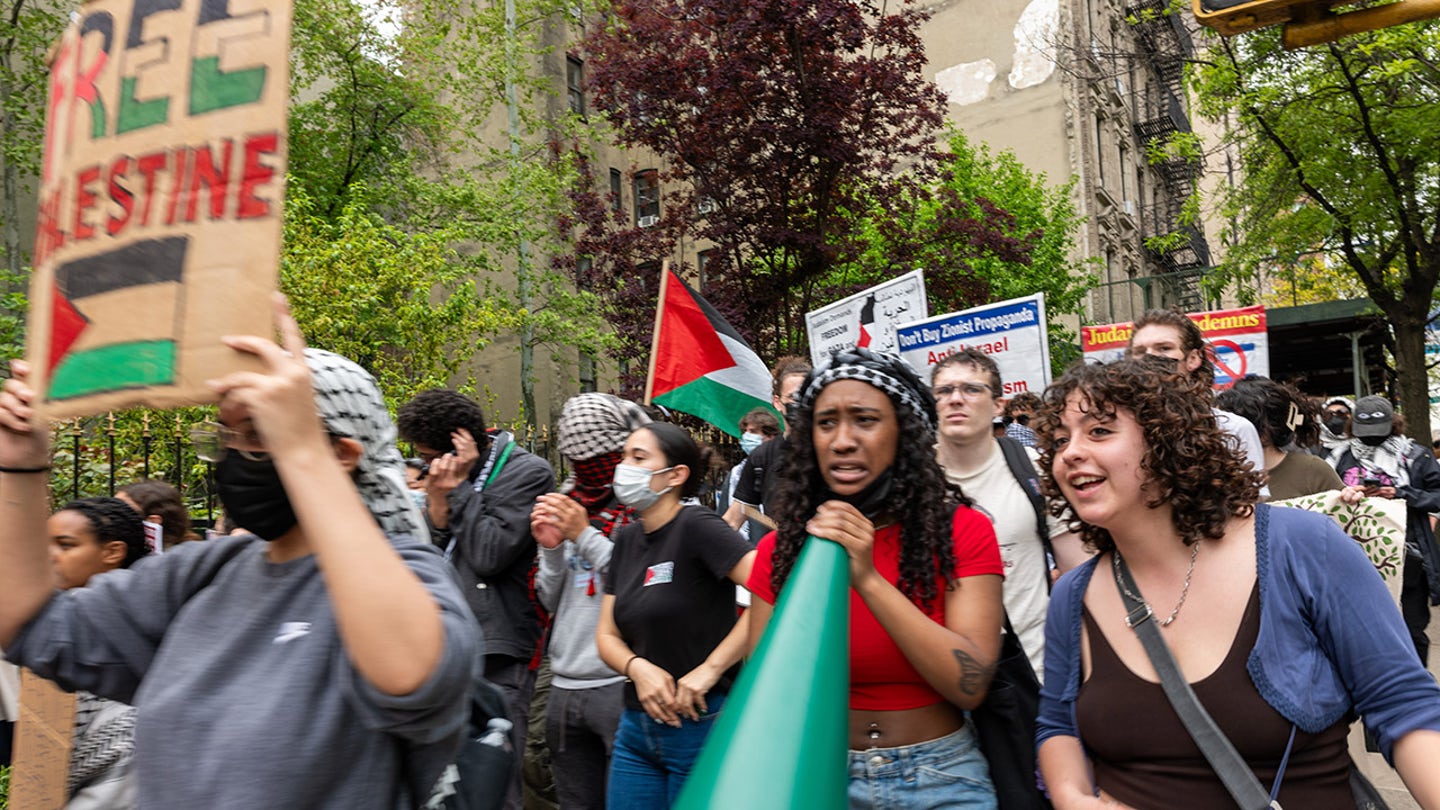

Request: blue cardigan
left=1036, top=504, right=1440, bottom=764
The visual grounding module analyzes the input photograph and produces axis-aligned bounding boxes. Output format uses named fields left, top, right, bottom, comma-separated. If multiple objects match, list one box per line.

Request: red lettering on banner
left=42, top=38, right=72, bottom=185
left=237, top=133, right=278, bottom=219
left=163, top=148, right=188, bottom=226
left=106, top=156, right=134, bottom=236
left=185, top=140, right=233, bottom=222
left=135, top=152, right=168, bottom=227
left=71, top=164, right=101, bottom=241
left=35, top=190, right=65, bottom=268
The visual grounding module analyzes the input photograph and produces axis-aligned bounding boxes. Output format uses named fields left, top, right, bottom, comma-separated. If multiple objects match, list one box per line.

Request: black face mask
left=820, top=466, right=895, bottom=520
left=1325, top=415, right=1349, bottom=435
left=1358, top=434, right=1389, bottom=448
left=216, top=454, right=298, bottom=541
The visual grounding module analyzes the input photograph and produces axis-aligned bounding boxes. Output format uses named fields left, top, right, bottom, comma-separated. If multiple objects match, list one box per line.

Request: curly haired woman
left=1034, top=356, right=1440, bottom=809
left=745, top=347, right=1004, bottom=810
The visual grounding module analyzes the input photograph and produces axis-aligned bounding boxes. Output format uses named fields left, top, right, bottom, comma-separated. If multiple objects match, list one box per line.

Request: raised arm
left=209, top=296, right=446, bottom=696
left=0, top=360, right=57, bottom=648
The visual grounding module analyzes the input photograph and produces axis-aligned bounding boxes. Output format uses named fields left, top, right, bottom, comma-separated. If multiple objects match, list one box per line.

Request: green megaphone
left=674, top=536, right=851, bottom=809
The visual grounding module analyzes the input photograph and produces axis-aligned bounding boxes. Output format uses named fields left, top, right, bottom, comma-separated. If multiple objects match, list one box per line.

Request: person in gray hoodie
left=530, top=393, right=650, bottom=810
left=0, top=298, right=479, bottom=809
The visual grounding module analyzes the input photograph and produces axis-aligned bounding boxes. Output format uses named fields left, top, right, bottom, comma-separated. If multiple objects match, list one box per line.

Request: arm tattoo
left=952, top=648, right=995, bottom=696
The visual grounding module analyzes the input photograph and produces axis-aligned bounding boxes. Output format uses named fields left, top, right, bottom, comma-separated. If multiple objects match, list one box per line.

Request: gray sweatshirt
left=4, top=535, right=480, bottom=810
left=536, top=527, right=624, bottom=689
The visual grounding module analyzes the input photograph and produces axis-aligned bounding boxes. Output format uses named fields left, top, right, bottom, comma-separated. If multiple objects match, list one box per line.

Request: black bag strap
left=1111, top=553, right=1282, bottom=810
left=996, top=436, right=1056, bottom=593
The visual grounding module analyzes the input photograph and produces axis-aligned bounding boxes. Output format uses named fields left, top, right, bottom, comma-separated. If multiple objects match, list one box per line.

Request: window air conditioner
left=638, top=215, right=659, bottom=228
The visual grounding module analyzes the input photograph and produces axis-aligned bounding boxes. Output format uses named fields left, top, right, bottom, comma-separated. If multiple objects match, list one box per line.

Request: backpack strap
left=996, top=435, right=1056, bottom=593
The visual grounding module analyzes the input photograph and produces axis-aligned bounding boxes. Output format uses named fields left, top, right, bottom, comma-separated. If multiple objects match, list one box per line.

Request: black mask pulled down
left=819, top=466, right=896, bottom=521
left=216, top=454, right=299, bottom=541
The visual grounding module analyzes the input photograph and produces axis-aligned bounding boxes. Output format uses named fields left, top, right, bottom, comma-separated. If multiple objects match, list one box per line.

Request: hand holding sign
left=207, top=293, right=324, bottom=457
left=0, top=362, right=53, bottom=470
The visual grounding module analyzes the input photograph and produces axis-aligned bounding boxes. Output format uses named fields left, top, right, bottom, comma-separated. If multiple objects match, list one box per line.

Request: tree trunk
left=1390, top=314, right=1431, bottom=445
left=0, top=54, right=23, bottom=282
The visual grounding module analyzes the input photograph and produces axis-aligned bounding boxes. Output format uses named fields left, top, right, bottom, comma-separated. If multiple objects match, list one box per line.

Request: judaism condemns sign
left=1081, top=305, right=1269, bottom=390
left=895, top=294, right=1051, bottom=394
left=26, top=0, right=292, bottom=417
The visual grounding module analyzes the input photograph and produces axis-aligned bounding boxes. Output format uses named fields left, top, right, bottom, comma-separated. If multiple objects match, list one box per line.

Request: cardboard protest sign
left=895, top=294, right=1051, bottom=393
left=10, top=669, right=77, bottom=810
left=27, top=0, right=292, bottom=418
left=804, top=270, right=927, bottom=365
left=1081, top=305, right=1269, bottom=390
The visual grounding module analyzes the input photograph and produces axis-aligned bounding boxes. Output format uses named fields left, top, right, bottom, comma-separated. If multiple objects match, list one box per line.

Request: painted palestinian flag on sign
left=47, top=237, right=187, bottom=401
left=649, top=268, right=782, bottom=438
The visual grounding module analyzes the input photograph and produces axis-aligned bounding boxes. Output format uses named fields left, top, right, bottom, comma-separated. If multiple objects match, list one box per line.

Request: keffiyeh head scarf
left=556, top=393, right=652, bottom=461
left=797, top=347, right=937, bottom=435
left=304, top=349, right=427, bottom=542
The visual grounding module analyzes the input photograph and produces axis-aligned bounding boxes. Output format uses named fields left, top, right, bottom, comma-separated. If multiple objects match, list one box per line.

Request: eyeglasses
left=190, top=421, right=269, bottom=463
left=932, top=382, right=993, bottom=401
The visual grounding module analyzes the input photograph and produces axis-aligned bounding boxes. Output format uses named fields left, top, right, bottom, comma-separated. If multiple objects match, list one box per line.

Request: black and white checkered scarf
left=555, top=392, right=652, bottom=460
left=798, top=347, right=937, bottom=435
left=304, top=349, right=428, bottom=542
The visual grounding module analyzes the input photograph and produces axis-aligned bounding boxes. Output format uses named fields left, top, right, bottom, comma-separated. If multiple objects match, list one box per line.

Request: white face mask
left=612, top=463, right=674, bottom=511
left=739, top=433, right=764, bottom=455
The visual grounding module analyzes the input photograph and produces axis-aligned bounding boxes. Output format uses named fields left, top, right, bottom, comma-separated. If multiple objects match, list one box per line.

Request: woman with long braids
left=1035, top=356, right=1440, bottom=809
left=746, top=347, right=1004, bottom=809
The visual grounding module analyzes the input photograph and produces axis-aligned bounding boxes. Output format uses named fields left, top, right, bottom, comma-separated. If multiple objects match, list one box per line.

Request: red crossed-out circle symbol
left=1208, top=339, right=1247, bottom=389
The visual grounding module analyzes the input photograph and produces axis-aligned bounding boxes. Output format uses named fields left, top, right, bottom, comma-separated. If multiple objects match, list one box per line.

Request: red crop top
left=746, top=505, right=1002, bottom=710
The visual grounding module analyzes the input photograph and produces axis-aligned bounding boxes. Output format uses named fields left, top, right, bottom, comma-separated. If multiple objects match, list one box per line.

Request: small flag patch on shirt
left=644, top=561, right=674, bottom=587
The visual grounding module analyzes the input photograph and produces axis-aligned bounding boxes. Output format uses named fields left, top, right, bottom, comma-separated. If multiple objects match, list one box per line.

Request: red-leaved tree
left=572, top=0, right=944, bottom=366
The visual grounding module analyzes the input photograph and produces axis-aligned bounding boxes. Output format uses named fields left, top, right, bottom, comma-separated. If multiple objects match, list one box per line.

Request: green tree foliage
left=1191, top=23, right=1440, bottom=439
left=281, top=183, right=515, bottom=411
left=288, top=0, right=612, bottom=421
left=0, top=0, right=66, bottom=360
left=0, top=0, right=65, bottom=277
left=843, top=130, right=1090, bottom=366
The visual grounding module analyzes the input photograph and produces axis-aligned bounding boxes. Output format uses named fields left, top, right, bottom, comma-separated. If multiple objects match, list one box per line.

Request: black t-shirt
left=605, top=506, right=751, bottom=710
left=733, top=435, right=789, bottom=514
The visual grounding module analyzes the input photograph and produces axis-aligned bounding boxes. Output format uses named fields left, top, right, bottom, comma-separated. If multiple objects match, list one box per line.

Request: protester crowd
left=2, top=304, right=1440, bottom=809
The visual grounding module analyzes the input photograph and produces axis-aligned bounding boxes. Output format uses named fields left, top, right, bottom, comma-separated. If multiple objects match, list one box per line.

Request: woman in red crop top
left=745, top=347, right=1005, bottom=809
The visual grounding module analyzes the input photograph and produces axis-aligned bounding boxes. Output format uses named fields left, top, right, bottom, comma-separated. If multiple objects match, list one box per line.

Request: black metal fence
left=47, top=410, right=742, bottom=524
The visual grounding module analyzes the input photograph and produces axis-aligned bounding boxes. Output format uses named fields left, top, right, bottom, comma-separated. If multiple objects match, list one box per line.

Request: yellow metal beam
left=1283, top=0, right=1440, bottom=47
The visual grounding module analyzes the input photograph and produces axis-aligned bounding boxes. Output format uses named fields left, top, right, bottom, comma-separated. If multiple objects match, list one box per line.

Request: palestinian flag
left=46, top=236, right=186, bottom=401
left=647, top=266, right=781, bottom=437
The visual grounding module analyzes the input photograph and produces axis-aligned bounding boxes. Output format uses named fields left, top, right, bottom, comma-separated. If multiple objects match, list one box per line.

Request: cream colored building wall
left=918, top=0, right=1216, bottom=328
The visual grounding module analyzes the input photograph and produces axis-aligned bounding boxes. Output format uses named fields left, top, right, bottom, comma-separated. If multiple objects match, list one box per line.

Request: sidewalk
left=1349, top=603, right=1439, bottom=809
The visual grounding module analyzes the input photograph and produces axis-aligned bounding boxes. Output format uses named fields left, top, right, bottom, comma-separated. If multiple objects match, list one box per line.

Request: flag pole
left=643, top=260, right=671, bottom=405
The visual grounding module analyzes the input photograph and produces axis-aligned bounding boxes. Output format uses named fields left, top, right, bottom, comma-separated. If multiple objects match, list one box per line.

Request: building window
left=697, top=249, right=715, bottom=288
left=634, top=170, right=660, bottom=225
left=567, top=57, right=585, bottom=116
left=575, top=255, right=597, bottom=392
left=1119, top=144, right=1130, bottom=203
left=1095, top=116, right=1106, bottom=188
left=609, top=168, right=622, bottom=213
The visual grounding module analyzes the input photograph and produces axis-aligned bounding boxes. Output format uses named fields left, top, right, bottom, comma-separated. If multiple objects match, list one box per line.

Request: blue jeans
left=847, top=723, right=997, bottom=810
left=605, top=691, right=726, bottom=809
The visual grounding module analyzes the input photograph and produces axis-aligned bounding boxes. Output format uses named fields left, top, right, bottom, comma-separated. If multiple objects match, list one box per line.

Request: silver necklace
left=1112, top=540, right=1201, bottom=627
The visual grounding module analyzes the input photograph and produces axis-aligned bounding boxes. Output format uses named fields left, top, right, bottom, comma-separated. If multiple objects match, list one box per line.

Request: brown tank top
left=1076, top=582, right=1354, bottom=809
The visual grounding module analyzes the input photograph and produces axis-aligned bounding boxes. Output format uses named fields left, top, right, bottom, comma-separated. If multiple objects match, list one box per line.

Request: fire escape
left=1127, top=0, right=1210, bottom=312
